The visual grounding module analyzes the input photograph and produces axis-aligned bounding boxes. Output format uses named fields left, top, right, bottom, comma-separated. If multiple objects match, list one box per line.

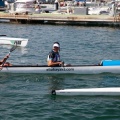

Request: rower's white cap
left=53, top=43, right=60, bottom=48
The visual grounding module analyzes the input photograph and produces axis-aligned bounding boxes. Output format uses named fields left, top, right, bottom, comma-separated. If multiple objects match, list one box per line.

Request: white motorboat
left=52, top=87, right=120, bottom=96
left=13, top=0, right=35, bottom=14
left=88, top=6, right=109, bottom=15
left=0, top=36, right=28, bottom=47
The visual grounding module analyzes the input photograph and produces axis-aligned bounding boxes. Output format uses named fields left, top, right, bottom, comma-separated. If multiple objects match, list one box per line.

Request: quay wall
left=0, top=12, right=120, bottom=27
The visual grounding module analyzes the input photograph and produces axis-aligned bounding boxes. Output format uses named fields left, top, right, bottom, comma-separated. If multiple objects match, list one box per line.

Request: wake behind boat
left=0, top=36, right=28, bottom=47
left=51, top=88, right=120, bottom=96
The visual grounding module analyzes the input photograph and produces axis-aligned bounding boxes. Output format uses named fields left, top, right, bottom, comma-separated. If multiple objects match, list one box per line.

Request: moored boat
left=51, top=88, right=120, bottom=96
left=0, top=37, right=28, bottom=47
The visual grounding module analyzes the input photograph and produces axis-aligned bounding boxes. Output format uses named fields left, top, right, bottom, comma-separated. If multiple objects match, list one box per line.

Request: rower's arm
left=47, top=60, right=62, bottom=67
left=1, top=55, right=9, bottom=64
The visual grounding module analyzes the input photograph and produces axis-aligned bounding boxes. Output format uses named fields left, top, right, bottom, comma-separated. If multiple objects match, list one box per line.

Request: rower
left=47, top=42, right=64, bottom=67
left=0, top=55, right=12, bottom=67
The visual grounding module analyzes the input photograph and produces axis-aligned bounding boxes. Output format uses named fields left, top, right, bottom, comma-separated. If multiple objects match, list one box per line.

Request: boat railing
left=7, top=64, right=100, bottom=67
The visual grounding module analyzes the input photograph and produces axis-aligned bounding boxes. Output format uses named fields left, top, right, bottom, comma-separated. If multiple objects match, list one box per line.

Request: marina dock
left=0, top=12, right=120, bottom=27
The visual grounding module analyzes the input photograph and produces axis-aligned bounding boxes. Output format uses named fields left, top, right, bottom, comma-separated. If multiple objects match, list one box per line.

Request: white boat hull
left=0, top=37, right=28, bottom=47
left=1, top=65, right=120, bottom=74
left=52, top=88, right=120, bottom=96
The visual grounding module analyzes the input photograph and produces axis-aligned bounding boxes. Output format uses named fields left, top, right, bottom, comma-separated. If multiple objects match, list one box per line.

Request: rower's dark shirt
left=47, top=50, right=60, bottom=62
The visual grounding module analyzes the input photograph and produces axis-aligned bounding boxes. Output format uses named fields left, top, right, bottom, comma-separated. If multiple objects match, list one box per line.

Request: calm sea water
left=0, top=23, right=120, bottom=120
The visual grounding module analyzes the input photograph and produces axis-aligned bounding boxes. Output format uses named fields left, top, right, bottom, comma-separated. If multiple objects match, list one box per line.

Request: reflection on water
left=47, top=75, right=65, bottom=91
left=17, top=47, right=28, bottom=55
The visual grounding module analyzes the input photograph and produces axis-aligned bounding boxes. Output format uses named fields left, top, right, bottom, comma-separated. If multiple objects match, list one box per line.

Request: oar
left=1, top=44, right=17, bottom=67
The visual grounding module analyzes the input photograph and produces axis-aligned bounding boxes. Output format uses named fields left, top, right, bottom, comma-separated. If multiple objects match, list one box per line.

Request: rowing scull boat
left=0, top=37, right=28, bottom=47
left=52, top=88, right=120, bottom=96
left=1, top=64, right=120, bottom=74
